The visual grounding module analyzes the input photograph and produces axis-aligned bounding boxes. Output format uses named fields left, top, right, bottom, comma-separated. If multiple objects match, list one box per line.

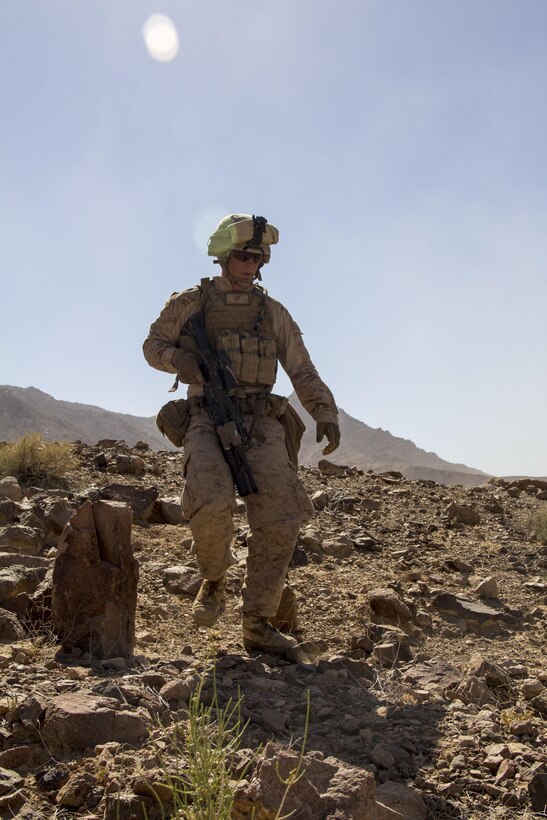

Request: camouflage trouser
left=181, top=410, right=314, bottom=617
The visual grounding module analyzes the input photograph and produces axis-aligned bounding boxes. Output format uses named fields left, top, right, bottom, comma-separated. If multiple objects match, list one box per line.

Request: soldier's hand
left=171, top=350, right=204, bottom=384
left=316, top=421, right=340, bottom=455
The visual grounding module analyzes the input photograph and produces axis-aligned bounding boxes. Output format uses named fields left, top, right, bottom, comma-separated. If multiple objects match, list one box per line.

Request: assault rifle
left=187, top=311, right=259, bottom=497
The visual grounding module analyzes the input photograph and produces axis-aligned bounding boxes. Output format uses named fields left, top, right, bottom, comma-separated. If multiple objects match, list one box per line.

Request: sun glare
left=193, top=208, right=227, bottom=254
left=143, top=14, right=179, bottom=62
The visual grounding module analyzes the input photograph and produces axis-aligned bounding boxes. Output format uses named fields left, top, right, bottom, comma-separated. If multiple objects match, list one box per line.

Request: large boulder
left=51, top=501, right=138, bottom=659
left=41, top=693, right=149, bottom=753
left=98, top=484, right=158, bottom=520
left=20, top=496, right=76, bottom=547
left=235, top=743, right=400, bottom=819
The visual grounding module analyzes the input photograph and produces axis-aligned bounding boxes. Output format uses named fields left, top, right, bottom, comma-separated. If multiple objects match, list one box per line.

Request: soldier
left=143, top=214, right=339, bottom=656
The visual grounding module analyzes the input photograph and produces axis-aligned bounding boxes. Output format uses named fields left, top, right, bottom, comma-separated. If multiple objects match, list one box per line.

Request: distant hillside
left=289, top=394, right=491, bottom=487
left=1, top=385, right=492, bottom=485
left=0, top=386, right=174, bottom=451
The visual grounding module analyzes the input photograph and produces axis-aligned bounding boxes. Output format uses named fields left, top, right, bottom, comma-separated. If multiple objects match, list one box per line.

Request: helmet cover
left=208, top=214, right=279, bottom=263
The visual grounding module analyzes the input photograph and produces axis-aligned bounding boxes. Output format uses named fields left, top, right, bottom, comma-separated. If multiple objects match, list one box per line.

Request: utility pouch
left=155, top=398, right=190, bottom=448
left=269, top=396, right=306, bottom=468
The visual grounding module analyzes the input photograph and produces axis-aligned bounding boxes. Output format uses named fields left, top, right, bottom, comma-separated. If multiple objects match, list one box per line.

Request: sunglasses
left=230, top=249, right=264, bottom=264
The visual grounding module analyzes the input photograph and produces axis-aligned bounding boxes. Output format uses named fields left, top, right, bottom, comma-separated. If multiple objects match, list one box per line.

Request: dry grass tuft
left=0, top=433, right=78, bottom=483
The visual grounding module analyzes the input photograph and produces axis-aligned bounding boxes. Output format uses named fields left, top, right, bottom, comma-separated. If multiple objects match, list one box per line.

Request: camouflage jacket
left=143, top=275, right=338, bottom=425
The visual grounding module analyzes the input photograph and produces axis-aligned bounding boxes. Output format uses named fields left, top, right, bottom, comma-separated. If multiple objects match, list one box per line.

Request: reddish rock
left=369, top=588, right=413, bottom=623
left=376, top=782, right=427, bottom=819
left=51, top=500, right=138, bottom=659
left=42, top=692, right=149, bottom=753
left=235, top=742, right=398, bottom=819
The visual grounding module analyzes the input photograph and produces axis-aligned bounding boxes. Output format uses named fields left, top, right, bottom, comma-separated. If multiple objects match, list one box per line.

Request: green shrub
left=155, top=664, right=310, bottom=819
left=0, top=433, right=78, bottom=482
left=162, top=665, right=253, bottom=818
left=529, top=505, right=547, bottom=544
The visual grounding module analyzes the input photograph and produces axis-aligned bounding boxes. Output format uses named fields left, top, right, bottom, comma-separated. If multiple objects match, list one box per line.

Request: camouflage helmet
left=208, top=214, right=279, bottom=263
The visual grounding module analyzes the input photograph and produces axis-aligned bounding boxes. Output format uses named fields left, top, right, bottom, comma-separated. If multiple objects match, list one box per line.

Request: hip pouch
left=156, top=398, right=190, bottom=448
left=269, top=396, right=307, bottom=468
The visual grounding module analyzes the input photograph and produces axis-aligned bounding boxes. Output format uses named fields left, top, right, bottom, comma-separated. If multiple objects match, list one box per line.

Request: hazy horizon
left=1, top=2, right=546, bottom=476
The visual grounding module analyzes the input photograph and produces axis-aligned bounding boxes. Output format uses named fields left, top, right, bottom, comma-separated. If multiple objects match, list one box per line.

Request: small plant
left=162, top=662, right=254, bottom=818
left=0, top=433, right=77, bottom=483
left=273, top=688, right=310, bottom=820
left=529, top=505, right=547, bottom=544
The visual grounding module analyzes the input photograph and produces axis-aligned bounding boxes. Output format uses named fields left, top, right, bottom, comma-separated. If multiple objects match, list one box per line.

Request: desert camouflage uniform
left=143, top=275, right=337, bottom=617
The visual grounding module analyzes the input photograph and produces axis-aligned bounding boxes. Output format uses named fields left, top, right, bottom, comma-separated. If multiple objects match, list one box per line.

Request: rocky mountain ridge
left=0, top=439, right=546, bottom=817
left=1, top=385, right=493, bottom=486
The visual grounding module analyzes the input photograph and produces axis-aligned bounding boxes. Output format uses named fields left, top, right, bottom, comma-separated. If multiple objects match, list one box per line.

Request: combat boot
left=192, top=577, right=226, bottom=627
left=242, top=613, right=299, bottom=655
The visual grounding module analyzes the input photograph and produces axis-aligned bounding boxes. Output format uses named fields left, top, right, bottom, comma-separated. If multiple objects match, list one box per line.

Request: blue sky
left=1, top=0, right=546, bottom=476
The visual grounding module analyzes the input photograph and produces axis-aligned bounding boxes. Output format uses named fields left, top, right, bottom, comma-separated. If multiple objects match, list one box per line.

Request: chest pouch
left=216, top=331, right=277, bottom=387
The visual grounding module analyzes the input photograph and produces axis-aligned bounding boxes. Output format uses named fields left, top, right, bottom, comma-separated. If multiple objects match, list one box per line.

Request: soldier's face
left=226, top=251, right=262, bottom=290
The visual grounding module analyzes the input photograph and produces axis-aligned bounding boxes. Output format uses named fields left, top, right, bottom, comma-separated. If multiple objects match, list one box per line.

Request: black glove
left=316, top=421, right=340, bottom=455
left=171, top=350, right=204, bottom=384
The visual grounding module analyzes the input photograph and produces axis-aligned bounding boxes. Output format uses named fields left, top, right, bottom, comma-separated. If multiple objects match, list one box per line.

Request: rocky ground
left=0, top=439, right=546, bottom=819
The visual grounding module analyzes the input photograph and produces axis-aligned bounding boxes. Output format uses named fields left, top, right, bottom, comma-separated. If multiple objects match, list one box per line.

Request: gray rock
left=261, top=707, right=287, bottom=733
left=0, top=565, right=47, bottom=604
left=21, top=496, right=76, bottom=547
left=369, top=588, right=413, bottom=623
left=300, top=529, right=323, bottom=553
left=402, top=659, right=462, bottom=695
left=0, top=500, right=19, bottom=526
left=529, top=773, right=547, bottom=812
left=318, top=460, right=347, bottom=476
left=445, top=502, right=481, bottom=525
left=455, top=675, right=493, bottom=706
left=159, top=498, right=183, bottom=525
left=159, top=679, right=194, bottom=703
left=116, top=455, right=146, bottom=476
left=323, top=538, right=353, bottom=558
left=468, top=655, right=512, bottom=689
left=163, top=565, right=202, bottom=596
left=98, top=484, right=158, bottom=520
left=475, top=576, right=499, bottom=599
left=0, top=609, right=25, bottom=642
left=0, top=552, right=52, bottom=571
left=373, top=642, right=413, bottom=665
left=445, top=557, right=473, bottom=573
left=0, top=477, right=22, bottom=503
left=0, top=766, right=24, bottom=796
left=433, top=593, right=501, bottom=626
left=522, top=679, right=543, bottom=699
left=375, top=782, right=427, bottom=819
left=0, top=524, right=44, bottom=555
left=56, top=771, right=96, bottom=808
left=530, top=694, right=547, bottom=716
left=311, top=490, right=329, bottom=510
left=236, top=741, right=395, bottom=819
left=370, top=745, right=395, bottom=769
